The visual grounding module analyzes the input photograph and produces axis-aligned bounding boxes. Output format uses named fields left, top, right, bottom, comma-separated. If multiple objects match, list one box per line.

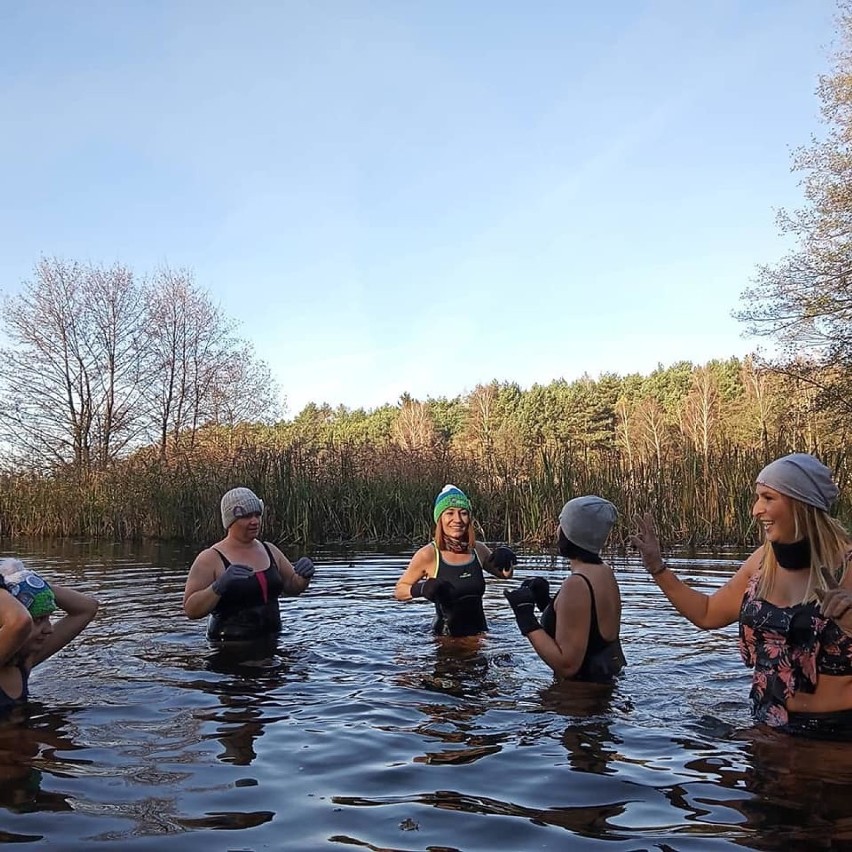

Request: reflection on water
left=0, top=540, right=850, bottom=849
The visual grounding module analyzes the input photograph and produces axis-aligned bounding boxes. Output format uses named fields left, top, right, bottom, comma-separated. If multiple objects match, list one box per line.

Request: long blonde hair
left=757, top=499, right=852, bottom=603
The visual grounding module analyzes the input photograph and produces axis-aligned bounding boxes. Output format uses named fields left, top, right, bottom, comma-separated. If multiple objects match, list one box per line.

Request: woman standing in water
left=632, top=453, right=852, bottom=739
left=0, top=559, right=99, bottom=712
left=183, top=487, right=316, bottom=642
left=394, top=485, right=516, bottom=637
left=504, top=495, right=625, bottom=682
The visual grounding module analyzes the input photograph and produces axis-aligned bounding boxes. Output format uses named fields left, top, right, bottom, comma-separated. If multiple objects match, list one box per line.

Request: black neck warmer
left=771, top=538, right=811, bottom=571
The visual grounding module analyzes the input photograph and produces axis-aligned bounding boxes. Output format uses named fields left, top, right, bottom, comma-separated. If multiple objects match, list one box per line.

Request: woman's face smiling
left=752, top=485, right=798, bottom=544
left=440, top=507, right=470, bottom=539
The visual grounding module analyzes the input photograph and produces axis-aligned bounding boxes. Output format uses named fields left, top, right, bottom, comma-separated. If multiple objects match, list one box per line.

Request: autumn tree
left=392, top=393, right=437, bottom=452
left=680, top=365, right=721, bottom=459
left=737, top=2, right=852, bottom=413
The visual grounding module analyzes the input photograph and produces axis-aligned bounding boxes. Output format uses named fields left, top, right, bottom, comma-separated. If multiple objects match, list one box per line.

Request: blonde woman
left=632, top=453, right=852, bottom=739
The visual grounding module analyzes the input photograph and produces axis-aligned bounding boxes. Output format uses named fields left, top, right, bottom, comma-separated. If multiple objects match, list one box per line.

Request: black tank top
left=541, top=573, right=625, bottom=682
left=432, top=545, right=488, bottom=637
left=207, top=542, right=285, bottom=641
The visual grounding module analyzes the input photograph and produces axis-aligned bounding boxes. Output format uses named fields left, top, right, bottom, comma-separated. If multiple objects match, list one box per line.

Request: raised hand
left=504, top=587, right=542, bottom=636
left=211, top=564, right=254, bottom=596
left=489, top=546, right=518, bottom=576
left=521, top=576, right=551, bottom=611
left=293, top=557, right=315, bottom=580
left=629, top=513, right=667, bottom=578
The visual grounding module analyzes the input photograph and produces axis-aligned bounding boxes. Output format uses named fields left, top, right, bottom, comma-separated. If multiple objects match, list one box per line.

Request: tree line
left=3, top=2, right=852, bottom=545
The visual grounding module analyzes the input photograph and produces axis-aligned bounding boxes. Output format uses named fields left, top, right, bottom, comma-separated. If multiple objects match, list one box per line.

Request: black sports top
left=432, top=545, right=488, bottom=637
left=540, top=573, right=625, bottom=682
left=207, top=542, right=285, bottom=641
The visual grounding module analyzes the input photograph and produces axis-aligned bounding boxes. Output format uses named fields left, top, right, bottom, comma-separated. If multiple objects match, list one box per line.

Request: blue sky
left=0, top=1, right=838, bottom=415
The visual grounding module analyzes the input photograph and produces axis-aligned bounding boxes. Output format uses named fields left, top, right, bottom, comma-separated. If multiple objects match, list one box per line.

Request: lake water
left=1, top=539, right=851, bottom=850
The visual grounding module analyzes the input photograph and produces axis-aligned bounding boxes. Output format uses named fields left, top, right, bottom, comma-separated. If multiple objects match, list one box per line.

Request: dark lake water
left=1, top=539, right=852, bottom=850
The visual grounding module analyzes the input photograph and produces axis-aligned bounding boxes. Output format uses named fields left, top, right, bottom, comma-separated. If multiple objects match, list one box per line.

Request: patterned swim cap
left=0, top=558, right=56, bottom=618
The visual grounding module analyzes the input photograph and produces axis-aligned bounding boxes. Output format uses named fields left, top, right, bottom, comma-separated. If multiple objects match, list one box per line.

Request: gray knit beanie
left=756, top=453, right=839, bottom=512
left=220, top=487, right=264, bottom=530
left=558, top=495, right=617, bottom=554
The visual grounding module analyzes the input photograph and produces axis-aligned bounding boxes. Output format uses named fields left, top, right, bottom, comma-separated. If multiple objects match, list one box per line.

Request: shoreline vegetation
left=0, top=357, right=847, bottom=548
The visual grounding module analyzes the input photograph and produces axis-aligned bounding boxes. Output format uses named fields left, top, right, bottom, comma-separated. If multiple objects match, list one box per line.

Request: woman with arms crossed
left=632, top=453, right=852, bottom=739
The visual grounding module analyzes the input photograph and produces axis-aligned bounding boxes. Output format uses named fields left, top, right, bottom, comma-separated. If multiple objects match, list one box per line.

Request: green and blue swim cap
left=433, top=484, right=472, bottom=523
left=0, top=558, right=56, bottom=618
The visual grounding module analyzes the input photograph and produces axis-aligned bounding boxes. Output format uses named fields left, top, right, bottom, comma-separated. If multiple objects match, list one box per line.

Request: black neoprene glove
left=521, top=576, right=552, bottom=612
left=504, top=587, right=542, bottom=636
left=489, top=546, right=518, bottom=574
left=293, top=556, right=315, bottom=579
left=211, top=564, right=254, bottom=596
left=411, top=578, right=456, bottom=608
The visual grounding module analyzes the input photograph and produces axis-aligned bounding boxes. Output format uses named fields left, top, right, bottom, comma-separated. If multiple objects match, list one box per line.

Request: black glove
left=489, top=546, right=517, bottom=574
left=211, top=564, right=254, bottom=596
left=504, top=587, right=542, bottom=636
left=411, top=578, right=456, bottom=608
left=521, top=576, right=551, bottom=611
left=293, top=556, right=315, bottom=579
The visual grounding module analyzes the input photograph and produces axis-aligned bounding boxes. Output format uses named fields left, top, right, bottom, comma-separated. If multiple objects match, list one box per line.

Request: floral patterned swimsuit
left=739, top=571, right=852, bottom=728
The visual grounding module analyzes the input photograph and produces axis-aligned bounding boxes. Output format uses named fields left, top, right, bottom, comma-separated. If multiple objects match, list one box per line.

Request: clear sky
left=0, top=1, right=839, bottom=415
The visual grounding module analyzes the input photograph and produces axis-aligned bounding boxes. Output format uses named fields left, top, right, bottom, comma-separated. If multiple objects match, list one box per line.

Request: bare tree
left=0, top=259, right=282, bottom=471
left=680, top=366, right=720, bottom=459
left=0, top=258, right=145, bottom=471
left=142, top=268, right=281, bottom=458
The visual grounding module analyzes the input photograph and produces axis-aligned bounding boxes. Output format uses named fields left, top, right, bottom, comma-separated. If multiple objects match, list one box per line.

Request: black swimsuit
left=431, top=545, right=488, bottom=637
left=207, top=542, right=285, bottom=642
left=541, top=573, right=625, bottom=682
left=0, top=664, right=29, bottom=713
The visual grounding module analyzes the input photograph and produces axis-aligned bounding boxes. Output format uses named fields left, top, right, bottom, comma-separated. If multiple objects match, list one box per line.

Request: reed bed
left=0, top=443, right=848, bottom=549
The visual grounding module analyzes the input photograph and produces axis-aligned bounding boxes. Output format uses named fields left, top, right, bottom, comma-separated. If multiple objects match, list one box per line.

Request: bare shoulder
left=191, top=546, right=222, bottom=571
left=739, top=547, right=764, bottom=578
left=263, top=541, right=288, bottom=560
left=412, top=543, right=436, bottom=562
left=403, top=544, right=436, bottom=577
left=558, top=573, right=591, bottom=604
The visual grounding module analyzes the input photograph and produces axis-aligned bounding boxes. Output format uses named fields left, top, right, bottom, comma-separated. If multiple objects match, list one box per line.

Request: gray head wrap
left=756, top=453, right=839, bottom=512
left=558, top=495, right=617, bottom=554
left=220, top=487, right=264, bottom=530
